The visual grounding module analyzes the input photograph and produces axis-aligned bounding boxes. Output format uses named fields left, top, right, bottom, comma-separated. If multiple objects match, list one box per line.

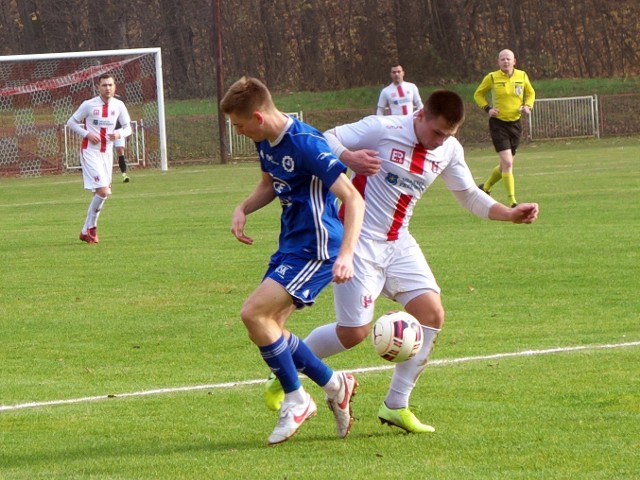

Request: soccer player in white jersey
left=266, top=90, right=539, bottom=433
left=376, top=64, right=424, bottom=116
left=67, top=74, right=131, bottom=244
left=221, top=76, right=365, bottom=445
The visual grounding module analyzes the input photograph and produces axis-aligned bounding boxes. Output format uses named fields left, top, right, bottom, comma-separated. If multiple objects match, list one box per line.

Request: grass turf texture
left=0, top=137, right=638, bottom=479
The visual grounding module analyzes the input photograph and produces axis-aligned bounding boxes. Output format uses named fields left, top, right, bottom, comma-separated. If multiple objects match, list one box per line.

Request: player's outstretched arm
left=489, top=202, right=540, bottom=224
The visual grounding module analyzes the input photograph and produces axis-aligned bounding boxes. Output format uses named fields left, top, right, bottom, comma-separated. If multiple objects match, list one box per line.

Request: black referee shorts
left=489, top=117, right=522, bottom=155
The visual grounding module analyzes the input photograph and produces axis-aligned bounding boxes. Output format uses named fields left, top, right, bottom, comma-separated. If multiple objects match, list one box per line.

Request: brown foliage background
left=1, top=0, right=638, bottom=98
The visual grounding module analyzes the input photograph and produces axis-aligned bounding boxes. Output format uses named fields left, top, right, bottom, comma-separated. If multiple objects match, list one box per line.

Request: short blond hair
left=220, top=76, right=274, bottom=118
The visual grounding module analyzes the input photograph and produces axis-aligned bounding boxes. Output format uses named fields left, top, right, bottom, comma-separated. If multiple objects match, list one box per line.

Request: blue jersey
left=257, top=117, right=347, bottom=260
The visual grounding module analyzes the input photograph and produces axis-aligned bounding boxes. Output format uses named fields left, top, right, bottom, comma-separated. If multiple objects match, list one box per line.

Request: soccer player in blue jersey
left=220, top=76, right=365, bottom=445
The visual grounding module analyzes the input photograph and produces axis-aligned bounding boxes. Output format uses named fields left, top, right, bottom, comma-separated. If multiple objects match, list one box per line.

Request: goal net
left=0, top=48, right=167, bottom=176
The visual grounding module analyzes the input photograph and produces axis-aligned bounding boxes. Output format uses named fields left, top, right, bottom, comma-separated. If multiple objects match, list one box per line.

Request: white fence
left=64, top=120, right=145, bottom=170
left=529, top=95, right=599, bottom=140
left=227, top=112, right=303, bottom=159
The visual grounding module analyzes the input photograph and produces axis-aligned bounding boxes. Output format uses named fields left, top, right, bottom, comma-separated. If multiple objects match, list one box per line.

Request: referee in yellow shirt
left=474, top=49, right=535, bottom=207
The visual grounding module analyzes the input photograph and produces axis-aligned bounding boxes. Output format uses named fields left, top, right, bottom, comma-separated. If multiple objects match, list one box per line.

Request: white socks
left=283, top=387, right=307, bottom=405
left=321, top=372, right=341, bottom=397
left=82, top=194, right=107, bottom=232
left=385, top=325, right=440, bottom=409
left=303, top=322, right=347, bottom=359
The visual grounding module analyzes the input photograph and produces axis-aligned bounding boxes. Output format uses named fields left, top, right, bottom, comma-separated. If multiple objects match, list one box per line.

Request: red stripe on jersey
left=338, top=174, right=368, bottom=222
left=100, top=128, right=107, bottom=152
left=409, top=143, right=427, bottom=175
left=81, top=122, right=89, bottom=150
left=100, top=103, right=108, bottom=152
left=397, top=85, right=408, bottom=114
left=387, top=193, right=412, bottom=241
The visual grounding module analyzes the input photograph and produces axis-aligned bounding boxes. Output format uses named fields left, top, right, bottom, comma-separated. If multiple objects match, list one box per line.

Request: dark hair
left=425, top=90, right=465, bottom=127
left=98, top=73, right=114, bottom=81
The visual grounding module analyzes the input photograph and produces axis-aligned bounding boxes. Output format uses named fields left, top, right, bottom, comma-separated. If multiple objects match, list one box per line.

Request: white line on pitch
left=1, top=341, right=638, bottom=413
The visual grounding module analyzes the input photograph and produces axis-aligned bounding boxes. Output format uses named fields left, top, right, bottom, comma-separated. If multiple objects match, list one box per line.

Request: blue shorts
left=264, top=251, right=335, bottom=308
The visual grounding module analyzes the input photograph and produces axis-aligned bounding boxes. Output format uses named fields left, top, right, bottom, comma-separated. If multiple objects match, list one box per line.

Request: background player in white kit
left=114, top=94, right=131, bottom=183
left=376, top=64, right=424, bottom=116
left=266, top=90, right=539, bottom=433
left=67, top=74, right=131, bottom=243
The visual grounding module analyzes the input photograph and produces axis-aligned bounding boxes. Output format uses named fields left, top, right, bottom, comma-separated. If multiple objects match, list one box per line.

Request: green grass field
left=1, top=137, right=639, bottom=479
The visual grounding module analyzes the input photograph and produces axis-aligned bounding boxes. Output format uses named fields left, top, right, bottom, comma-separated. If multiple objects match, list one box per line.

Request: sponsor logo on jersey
left=390, top=148, right=405, bottom=165
left=271, top=176, right=291, bottom=195
left=282, top=155, right=295, bottom=172
left=398, top=176, right=427, bottom=192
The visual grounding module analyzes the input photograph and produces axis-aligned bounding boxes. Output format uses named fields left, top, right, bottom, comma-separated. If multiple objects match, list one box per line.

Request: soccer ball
left=371, top=311, right=424, bottom=363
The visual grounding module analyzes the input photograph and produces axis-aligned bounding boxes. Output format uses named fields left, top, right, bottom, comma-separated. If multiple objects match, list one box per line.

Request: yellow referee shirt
left=473, top=68, right=535, bottom=122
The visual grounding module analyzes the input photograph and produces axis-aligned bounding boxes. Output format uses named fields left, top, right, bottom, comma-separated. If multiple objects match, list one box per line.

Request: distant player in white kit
left=114, top=94, right=131, bottom=183
left=67, top=74, right=131, bottom=244
left=376, top=64, right=423, bottom=116
left=266, top=90, right=539, bottom=434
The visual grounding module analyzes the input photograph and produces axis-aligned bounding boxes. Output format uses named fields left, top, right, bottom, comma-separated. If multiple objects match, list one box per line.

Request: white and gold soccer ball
left=371, top=311, right=424, bottom=363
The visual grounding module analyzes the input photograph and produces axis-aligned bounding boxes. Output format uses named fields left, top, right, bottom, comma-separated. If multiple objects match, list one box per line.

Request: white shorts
left=333, top=234, right=440, bottom=327
left=114, top=137, right=125, bottom=149
left=80, top=150, right=113, bottom=191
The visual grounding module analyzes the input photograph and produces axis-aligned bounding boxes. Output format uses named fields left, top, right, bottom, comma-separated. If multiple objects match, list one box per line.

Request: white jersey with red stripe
left=68, top=95, right=131, bottom=154
left=377, top=81, right=423, bottom=115
left=334, top=114, right=476, bottom=241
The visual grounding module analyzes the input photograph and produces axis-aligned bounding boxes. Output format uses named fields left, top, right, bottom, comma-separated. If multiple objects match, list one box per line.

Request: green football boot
left=264, top=373, right=285, bottom=412
left=378, top=403, right=435, bottom=433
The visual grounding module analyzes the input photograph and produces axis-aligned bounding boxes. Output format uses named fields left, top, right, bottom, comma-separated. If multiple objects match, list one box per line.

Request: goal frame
left=0, top=47, right=168, bottom=172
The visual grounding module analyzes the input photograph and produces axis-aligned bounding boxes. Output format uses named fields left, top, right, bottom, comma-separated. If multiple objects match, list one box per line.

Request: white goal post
left=0, top=47, right=167, bottom=176
left=528, top=95, right=600, bottom=140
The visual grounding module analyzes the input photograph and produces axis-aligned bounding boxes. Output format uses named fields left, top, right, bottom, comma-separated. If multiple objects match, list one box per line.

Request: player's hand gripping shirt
left=256, top=116, right=347, bottom=260
left=333, top=114, right=477, bottom=241
left=68, top=96, right=132, bottom=154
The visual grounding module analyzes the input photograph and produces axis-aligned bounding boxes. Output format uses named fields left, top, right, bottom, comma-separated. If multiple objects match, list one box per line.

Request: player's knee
left=336, top=324, right=370, bottom=349
left=408, top=300, right=445, bottom=329
left=431, top=305, right=445, bottom=329
left=239, top=303, right=262, bottom=331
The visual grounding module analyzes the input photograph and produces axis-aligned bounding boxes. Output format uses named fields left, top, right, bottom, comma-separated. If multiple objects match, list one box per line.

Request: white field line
left=2, top=341, right=638, bottom=413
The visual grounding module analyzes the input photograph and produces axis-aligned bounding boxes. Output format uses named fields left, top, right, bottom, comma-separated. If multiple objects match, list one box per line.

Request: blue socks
left=288, top=334, right=333, bottom=387
left=259, top=335, right=300, bottom=393
left=259, top=334, right=334, bottom=392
